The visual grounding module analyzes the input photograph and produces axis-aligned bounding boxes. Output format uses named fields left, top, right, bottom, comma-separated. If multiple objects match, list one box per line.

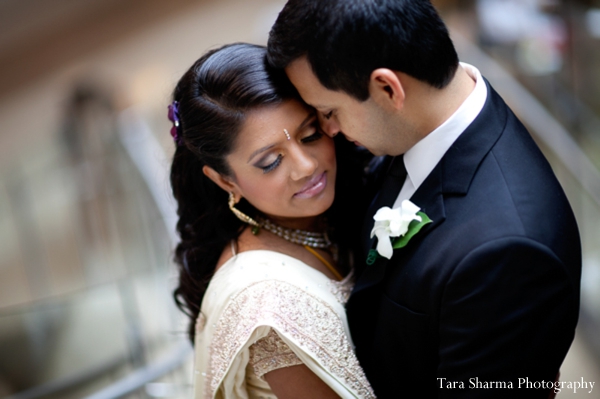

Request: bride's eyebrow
left=296, top=112, right=316, bottom=133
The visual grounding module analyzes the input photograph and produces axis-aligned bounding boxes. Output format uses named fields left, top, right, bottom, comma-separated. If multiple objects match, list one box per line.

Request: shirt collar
left=403, top=62, right=488, bottom=192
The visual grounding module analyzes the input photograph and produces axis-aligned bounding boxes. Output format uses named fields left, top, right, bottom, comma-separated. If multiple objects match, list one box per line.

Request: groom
left=267, top=0, right=581, bottom=397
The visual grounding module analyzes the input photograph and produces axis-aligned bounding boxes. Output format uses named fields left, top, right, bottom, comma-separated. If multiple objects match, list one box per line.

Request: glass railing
left=0, top=87, right=192, bottom=399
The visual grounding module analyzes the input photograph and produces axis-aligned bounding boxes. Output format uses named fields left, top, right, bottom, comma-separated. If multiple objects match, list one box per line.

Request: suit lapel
left=352, top=166, right=446, bottom=295
left=351, top=80, right=508, bottom=296
left=360, top=156, right=394, bottom=255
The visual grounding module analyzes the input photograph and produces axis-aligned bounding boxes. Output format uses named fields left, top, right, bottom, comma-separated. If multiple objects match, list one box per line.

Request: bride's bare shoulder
left=214, top=227, right=273, bottom=270
left=214, top=226, right=336, bottom=281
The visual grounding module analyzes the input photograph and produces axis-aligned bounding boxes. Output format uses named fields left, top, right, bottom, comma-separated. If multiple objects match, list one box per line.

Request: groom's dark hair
left=267, top=0, right=459, bottom=101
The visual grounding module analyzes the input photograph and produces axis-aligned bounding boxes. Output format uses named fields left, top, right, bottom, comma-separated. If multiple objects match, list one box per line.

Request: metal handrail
left=116, top=107, right=179, bottom=244
left=4, top=357, right=127, bottom=399
left=83, top=342, right=192, bottom=399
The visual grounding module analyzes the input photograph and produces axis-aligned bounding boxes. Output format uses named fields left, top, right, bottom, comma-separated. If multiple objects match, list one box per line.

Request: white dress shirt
left=392, top=63, right=488, bottom=208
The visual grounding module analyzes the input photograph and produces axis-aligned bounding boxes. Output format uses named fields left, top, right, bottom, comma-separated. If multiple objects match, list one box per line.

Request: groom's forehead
left=286, top=57, right=349, bottom=99
left=285, top=57, right=325, bottom=98
left=286, top=57, right=319, bottom=83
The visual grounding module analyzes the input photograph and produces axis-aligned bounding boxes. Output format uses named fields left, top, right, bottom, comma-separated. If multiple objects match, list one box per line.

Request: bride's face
left=225, top=100, right=336, bottom=222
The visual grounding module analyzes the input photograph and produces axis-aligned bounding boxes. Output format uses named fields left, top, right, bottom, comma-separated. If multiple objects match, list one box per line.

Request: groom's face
left=286, top=57, right=401, bottom=156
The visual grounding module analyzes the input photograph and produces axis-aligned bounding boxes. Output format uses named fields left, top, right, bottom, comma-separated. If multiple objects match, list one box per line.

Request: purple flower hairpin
left=168, top=101, right=182, bottom=145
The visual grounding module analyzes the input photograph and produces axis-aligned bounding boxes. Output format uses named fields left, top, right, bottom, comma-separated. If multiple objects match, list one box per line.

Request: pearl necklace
left=255, top=216, right=332, bottom=249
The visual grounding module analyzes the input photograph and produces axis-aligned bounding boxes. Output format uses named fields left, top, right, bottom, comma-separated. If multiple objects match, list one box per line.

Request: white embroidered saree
left=193, top=250, right=376, bottom=399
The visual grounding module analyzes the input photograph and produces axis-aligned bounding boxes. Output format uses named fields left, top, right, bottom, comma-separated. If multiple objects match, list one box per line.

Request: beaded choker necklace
left=255, top=216, right=332, bottom=249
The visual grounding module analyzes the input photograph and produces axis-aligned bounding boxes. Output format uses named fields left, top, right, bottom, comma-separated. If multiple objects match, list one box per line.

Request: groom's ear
left=368, top=68, right=405, bottom=111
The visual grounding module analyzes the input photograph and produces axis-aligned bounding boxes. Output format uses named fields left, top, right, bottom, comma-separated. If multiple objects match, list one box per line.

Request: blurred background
left=0, top=0, right=598, bottom=398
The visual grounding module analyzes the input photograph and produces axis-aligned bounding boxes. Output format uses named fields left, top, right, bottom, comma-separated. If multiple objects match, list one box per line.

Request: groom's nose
left=318, top=115, right=340, bottom=138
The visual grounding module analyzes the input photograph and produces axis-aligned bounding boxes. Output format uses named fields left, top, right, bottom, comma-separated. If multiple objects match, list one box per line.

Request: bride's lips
left=294, top=172, right=327, bottom=199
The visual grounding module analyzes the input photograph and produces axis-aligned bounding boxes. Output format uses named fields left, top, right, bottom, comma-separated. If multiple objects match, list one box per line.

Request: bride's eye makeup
left=301, top=127, right=323, bottom=144
left=257, top=154, right=283, bottom=174
left=298, top=116, right=323, bottom=143
left=252, top=113, right=321, bottom=174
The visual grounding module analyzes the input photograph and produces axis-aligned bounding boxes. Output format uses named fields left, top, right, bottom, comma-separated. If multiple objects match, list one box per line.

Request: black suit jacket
left=346, top=81, right=581, bottom=398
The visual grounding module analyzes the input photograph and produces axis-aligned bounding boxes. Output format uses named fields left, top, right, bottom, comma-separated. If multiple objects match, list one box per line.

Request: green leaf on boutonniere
left=392, top=211, right=432, bottom=249
left=366, top=249, right=379, bottom=265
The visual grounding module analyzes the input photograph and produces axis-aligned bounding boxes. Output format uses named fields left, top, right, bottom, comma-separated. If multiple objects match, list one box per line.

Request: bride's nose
left=289, top=147, right=318, bottom=181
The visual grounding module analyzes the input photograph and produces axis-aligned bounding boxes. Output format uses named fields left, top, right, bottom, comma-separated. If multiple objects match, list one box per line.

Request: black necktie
left=362, top=155, right=408, bottom=256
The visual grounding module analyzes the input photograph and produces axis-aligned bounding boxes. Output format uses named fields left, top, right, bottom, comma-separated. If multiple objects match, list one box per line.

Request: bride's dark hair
left=170, top=43, right=366, bottom=342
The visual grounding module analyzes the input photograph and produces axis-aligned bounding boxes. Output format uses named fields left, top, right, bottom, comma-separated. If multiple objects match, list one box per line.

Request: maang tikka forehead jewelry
left=283, top=129, right=291, bottom=140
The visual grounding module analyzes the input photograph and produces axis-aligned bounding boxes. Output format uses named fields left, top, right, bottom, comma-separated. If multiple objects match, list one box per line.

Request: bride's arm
left=209, top=275, right=375, bottom=398
left=249, top=328, right=340, bottom=398
left=264, top=365, right=340, bottom=399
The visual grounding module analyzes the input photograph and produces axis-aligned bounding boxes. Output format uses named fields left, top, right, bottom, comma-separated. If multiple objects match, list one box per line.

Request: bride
left=168, top=43, right=375, bottom=399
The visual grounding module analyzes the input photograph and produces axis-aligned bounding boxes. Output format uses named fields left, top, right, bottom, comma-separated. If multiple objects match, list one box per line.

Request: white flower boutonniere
left=367, top=200, right=432, bottom=265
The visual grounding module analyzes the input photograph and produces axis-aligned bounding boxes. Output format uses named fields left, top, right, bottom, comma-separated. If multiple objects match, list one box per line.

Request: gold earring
left=228, top=192, right=260, bottom=228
